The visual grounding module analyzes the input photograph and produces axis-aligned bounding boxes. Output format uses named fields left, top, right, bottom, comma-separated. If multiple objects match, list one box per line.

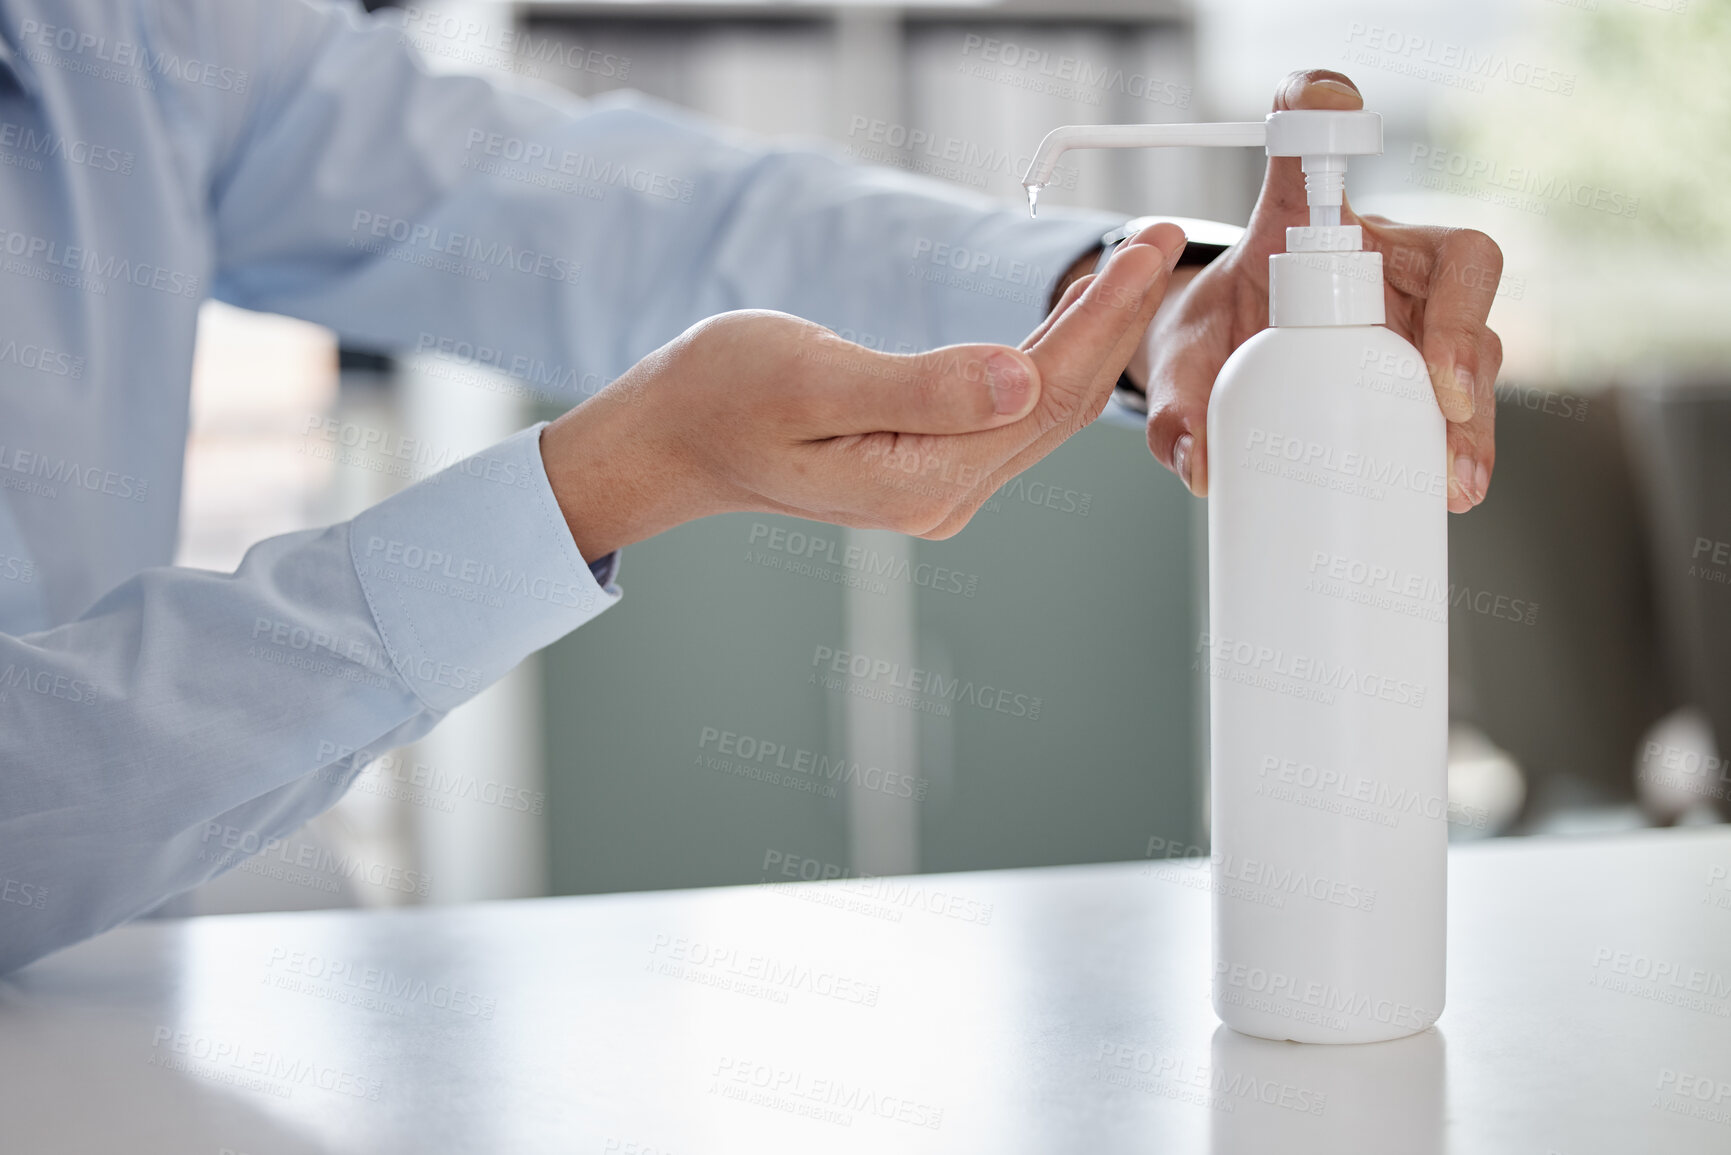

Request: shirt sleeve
left=194, top=0, right=1121, bottom=389
left=0, top=426, right=616, bottom=973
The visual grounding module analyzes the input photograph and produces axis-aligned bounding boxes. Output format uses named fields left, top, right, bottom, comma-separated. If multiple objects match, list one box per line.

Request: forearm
left=0, top=523, right=425, bottom=972
left=0, top=431, right=617, bottom=972
left=207, top=0, right=1119, bottom=392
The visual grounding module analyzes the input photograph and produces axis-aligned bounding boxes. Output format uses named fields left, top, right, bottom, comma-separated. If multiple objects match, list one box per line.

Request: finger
left=1142, top=289, right=1239, bottom=497
left=1446, top=326, right=1502, bottom=513
left=1275, top=68, right=1365, bottom=111
left=1369, top=222, right=1504, bottom=426
left=1022, top=271, right=1094, bottom=350
left=1024, top=223, right=1186, bottom=411
left=1020, top=221, right=1176, bottom=352
left=794, top=329, right=1042, bottom=436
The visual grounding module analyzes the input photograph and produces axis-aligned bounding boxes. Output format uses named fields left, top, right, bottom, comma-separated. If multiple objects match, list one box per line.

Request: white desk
left=3, top=828, right=1729, bottom=1153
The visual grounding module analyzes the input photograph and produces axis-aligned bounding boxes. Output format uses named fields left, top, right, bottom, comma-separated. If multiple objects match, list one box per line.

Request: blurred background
left=170, top=0, right=1731, bottom=916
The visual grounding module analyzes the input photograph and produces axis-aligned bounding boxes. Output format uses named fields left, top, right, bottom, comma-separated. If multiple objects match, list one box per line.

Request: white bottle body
left=1205, top=324, right=1448, bottom=1043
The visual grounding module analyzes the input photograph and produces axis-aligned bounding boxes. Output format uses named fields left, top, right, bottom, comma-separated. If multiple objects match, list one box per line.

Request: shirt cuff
left=348, top=422, right=619, bottom=713
left=587, top=549, right=621, bottom=588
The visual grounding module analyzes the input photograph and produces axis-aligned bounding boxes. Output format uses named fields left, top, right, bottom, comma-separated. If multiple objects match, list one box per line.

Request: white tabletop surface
left=3, top=827, right=1730, bottom=1154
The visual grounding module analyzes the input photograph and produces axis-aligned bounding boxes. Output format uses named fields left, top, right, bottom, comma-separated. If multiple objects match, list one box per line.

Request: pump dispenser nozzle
left=1020, top=121, right=1269, bottom=212
left=1022, top=109, right=1386, bottom=327
left=1022, top=109, right=1380, bottom=216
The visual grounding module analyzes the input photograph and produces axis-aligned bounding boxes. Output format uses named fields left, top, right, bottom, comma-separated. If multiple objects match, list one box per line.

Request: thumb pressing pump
left=1027, top=110, right=1448, bottom=1044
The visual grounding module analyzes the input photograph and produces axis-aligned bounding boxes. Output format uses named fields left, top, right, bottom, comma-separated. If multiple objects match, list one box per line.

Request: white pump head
left=1021, top=110, right=1380, bottom=222
left=1263, top=110, right=1382, bottom=228
left=1022, top=109, right=1386, bottom=326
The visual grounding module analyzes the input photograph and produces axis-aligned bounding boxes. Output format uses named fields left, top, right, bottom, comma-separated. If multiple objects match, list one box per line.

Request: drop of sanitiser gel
left=1025, top=183, right=1041, bottom=217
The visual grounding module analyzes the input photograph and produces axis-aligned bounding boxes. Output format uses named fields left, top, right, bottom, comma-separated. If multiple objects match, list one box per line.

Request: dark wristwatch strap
left=1098, top=216, right=1242, bottom=416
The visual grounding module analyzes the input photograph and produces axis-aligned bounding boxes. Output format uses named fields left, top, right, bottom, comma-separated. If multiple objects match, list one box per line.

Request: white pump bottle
left=1026, top=110, right=1447, bottom=1043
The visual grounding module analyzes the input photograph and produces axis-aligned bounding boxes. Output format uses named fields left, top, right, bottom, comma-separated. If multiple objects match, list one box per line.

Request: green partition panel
left=543, top=417, right=1202, bottom=895
left=542, top=507, right=850, bottom=895
left=909, top=418, right=1202, bottom=871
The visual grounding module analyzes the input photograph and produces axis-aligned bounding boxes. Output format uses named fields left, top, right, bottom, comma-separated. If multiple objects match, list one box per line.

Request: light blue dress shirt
left=0, top=0, right=1122, bottom=972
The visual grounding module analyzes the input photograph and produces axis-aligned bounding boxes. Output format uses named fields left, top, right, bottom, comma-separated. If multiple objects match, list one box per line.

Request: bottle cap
left=1270, top=250, right=1385, bottom=327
